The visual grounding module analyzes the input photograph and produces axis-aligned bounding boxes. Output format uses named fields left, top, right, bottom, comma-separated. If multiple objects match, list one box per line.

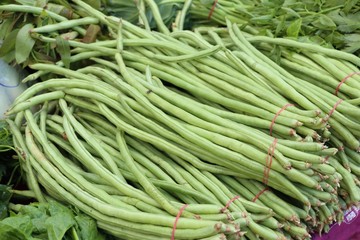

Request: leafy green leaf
left=281, top=7, right=301, bottom=19
left=15, top=24, right=35, bottom=64
left=274, top=15, right=286, bottom=37
left=20, top=204, right=48, bottom=233
left=0, top=19, right=15, bottom=41
left=328, top=10, right=360, bottom=33
left=75, top=215, right=105, bottom=240
left=55, top=36, right=71, bottom=68
left=1, top=201, right=104, bottom=240
left=343, top=33, right=360, bottom=42
left=0, top=221, right=31, bottom=240
left=83, top=0, right=101, bottom=10
left=35, top=0, right=47, bottom=7
left=46, top=213, right=76, bottom=240
left=342, top=0, right=358, bottom=14
left=0, top=29, right=19, bottom=58
left=0, top=185, right=12, bottom=220
left=312, top=14, right=337, bottom=30
left=343, top=42, right=360, bottom=53
left=1, top=215, right=33, bottom=238
left=286, top=18, right=302, bottom=38
left=46, top=201, right=76, bottom=240
left=15, top=0, right=36, bottom=6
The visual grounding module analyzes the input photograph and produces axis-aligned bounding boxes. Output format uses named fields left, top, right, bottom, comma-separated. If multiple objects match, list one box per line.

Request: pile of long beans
left=1, top=0, right=360, bottom=239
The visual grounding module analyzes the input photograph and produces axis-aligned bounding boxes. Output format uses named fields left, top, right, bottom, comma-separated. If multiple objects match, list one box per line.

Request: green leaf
left=35, top=0, right=47, bottom=7
left=46, top=201, right=76, bottom=240
left=343, top=33, right=360, bottom=42
left=15, top=24, right=35, bottom=64
left=281, top=7, right=301, bottom=19
left=342, top=0, right=358, bottom=14
left=328, top=10, right=360, bottom=33
left=0, top=19, right=14, bottom=41
left=75, top=215, right=105, bottom=240
left=312, top=14, right=337, bottom=30
left=274, top=15, right=286, bottom=36
left=1, top=215, right=33, bottom=238
left=47, top=201, right=73, bottom=216
left=15, top=0, right=36, bottom=6
left=343, top=42, right=360, bottom=54
left=0, top=185, right=12, bottom=220
left=286, top=18, right=302, bottom=38
left=46, top=213, right=75, bottom=240
left=2, top=51, right=16, bottom=64
left=20, top=204, right=48, bottom=233
left=0, top=201, right=104, bottom=240
left=83, top=0, right=101, bottom=10
left=0, top=222, right=30, bottom=240
left=0, top=29, right=19, bottom=57
left=55, top=36, right=71, bottom=68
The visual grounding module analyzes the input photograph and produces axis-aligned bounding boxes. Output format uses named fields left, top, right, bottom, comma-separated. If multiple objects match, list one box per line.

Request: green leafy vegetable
left=0, top=29, right=19, bottom=59
left=286, top=18, right=302, bottom=38
left=0, top=185, right=11, bottom=220
left=55, top=36, right=71, bottom=68
left=75, top=215, right=105, bottom=240
left=312, top=14, right=337, bottom=30
left=0, top=216, right=33, bottom=240
left=15, top=24, right=35, bottom=64
left=0, top=201, right=104, bottom=240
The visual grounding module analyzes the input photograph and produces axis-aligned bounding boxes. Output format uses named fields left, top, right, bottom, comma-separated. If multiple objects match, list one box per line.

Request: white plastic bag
left=0, top=59, right=27, bottom=118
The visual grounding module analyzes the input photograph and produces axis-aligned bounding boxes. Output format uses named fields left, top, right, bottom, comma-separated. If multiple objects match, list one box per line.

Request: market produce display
left=0, top=0, right=359, bottom=239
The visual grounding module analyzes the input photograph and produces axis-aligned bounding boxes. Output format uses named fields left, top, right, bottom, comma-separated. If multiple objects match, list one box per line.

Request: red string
left=208, top=0, right=218, bottom=20
left=252, top=187, right=269, bottom=202
left=335, top=72, right=360, bottom=96
left=171, top=204, right=188, bottom=240
left=221, top=195, right=240, bottom=213
left=323, top=99, right=343, bottom=123
left=269, top=103, right=294, bottom=136
left=263, top=138, right=278, bottom=185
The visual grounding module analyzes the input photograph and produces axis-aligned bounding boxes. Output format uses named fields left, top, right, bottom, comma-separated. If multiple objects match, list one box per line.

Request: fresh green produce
left=2, top=117, right=105, bottom=240
left=0, top=0, right=360, bottom=240
left=0, top=121, right=14, bottom=220
left=0, top=200, right=105, bottom=240
left=104, top=0, right=360, bottom=55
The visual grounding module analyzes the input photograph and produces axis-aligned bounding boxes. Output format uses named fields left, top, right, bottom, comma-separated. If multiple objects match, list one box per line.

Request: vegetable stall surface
left=0, top=0, right=359, bottom=239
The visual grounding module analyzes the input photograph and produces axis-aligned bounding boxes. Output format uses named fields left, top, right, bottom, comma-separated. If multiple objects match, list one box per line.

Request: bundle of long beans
left=1, top=0, right=360, bottom=239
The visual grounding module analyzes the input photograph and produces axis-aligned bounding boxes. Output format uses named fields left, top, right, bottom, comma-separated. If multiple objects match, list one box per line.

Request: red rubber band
left=335, top=72, right=360, bottom=96
left=323, top=99, right=343, bottom=123
left=263, top=138, right=278, bottom=185
left=171, top=204, right=188, bottom=240
left=221, top=195, right=240, bottom=213
left=269, top=104, right=294, bottom=136
left=208, top=0, right=218, bottom=20
left=252, top=187, right=269, bottom=202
